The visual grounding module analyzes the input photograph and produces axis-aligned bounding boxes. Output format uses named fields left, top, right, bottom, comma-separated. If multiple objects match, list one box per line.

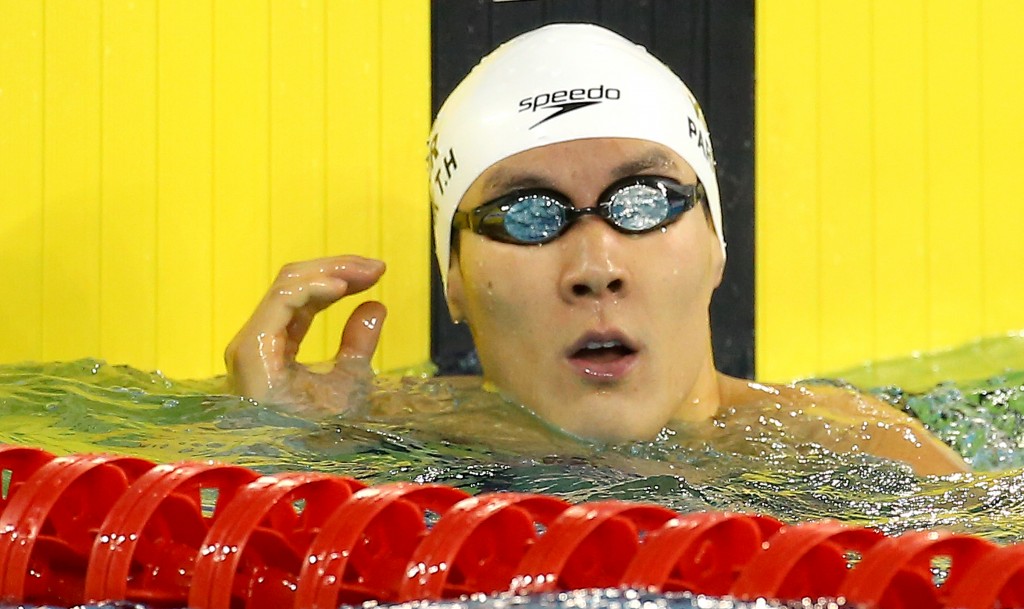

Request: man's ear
left=710, top=232, right=726, bottom=289
left=446, top=251, right=467, bottom=323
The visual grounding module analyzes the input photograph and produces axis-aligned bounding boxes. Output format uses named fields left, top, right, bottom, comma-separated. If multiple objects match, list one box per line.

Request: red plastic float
left=84, top=461, right=259, bottom=607
left=842, top=530, right=998, bottom=609
left=621, top=511, right=782, bottom=595
left=0, top=446, right=55, bottom=512
left=294, top=482, right=470, bottom=608
left=731, top=519, right=883, bottom=601
left=512, top=500, right=678, bottom=594
left=188, top=471, right=364, bottom=609
left=0, top=452, right=153, bottom=606
left=0, top=443, right=1020, bottom=609
left=946, top=543, right=1024, bottom=609
left=401, top=492, right=570, bottom=600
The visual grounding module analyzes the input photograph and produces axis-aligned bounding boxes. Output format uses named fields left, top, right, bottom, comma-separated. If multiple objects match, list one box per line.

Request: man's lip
left=565, top=330, right=640, bottom=358
left=565, top=330, right=641, bottom=382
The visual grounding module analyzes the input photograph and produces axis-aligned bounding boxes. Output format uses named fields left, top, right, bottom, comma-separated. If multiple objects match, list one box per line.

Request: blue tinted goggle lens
left=607, top=183, right=671, bottom=232
left=453, top=176, right=699, bottom=245
left=503, top=195, right=566, bottom=243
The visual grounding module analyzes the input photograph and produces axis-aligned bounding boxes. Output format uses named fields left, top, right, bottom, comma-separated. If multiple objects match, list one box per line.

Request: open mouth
left=571, top=339, right=637, bottom=362
left=566, top=334, right=640, bottom=380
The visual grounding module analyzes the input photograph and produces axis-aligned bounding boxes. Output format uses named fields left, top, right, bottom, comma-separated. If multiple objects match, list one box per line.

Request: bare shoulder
left=716, top=374, right=970, bottom=476
left=721, top=375, right=912, bottom=424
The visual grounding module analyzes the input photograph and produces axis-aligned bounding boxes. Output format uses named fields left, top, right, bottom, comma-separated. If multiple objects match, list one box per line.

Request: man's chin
left=487, top=373, right=669, bottom=442
left=551, top=406, right=668, bottom=444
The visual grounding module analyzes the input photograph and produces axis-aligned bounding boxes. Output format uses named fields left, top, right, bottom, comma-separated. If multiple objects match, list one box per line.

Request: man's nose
left=558, top=217, right=630, bottom=302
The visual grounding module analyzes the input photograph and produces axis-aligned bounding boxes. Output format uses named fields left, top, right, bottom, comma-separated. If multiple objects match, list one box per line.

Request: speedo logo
left=518, top=85, right=621, bottom=129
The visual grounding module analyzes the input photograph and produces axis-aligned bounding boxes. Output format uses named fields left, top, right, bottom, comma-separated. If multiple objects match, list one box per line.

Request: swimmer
left=225, top=24, right=968, bottom=477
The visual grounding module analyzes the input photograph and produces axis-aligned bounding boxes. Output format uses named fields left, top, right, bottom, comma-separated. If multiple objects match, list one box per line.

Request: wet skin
left=446, top=138, right=724, bottom=441
left=225, top=137, right=969, bottom=476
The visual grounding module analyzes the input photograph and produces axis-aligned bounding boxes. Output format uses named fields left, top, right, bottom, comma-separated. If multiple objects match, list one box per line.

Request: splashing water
left=3, top=335, right=1024, bottom=550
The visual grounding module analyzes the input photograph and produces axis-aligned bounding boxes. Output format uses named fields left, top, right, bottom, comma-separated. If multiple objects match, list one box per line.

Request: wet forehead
left=477, top=140, right=691, bottom=202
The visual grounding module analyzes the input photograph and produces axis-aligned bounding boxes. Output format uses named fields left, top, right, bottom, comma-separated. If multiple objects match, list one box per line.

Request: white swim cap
left=429, top=23, right=724, bottom=293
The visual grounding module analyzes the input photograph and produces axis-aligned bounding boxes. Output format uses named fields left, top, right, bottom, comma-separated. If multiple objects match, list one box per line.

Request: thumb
left=337, top=300, right=387, bottom=361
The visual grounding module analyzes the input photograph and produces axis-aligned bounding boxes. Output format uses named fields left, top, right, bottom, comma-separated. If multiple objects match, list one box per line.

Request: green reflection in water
left=3, top=335, right=1024, bottom=544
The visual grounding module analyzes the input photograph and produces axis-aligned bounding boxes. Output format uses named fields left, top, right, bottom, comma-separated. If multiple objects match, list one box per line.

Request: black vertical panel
left=430, top=0, right=755, bottom=379
left=544, top=0, right=599, bottom=22
left=704, top=1, right=755, bottom=379
left=598, top=0, right=654, bottom=47
left=598, top=0, right=651, bottom=45
left=429, top=0, right=492, bottom=372
left=490, top=0, right=545, bottom=42
left=652, top=0, right=707, bottom=94
left=431, top=0, right=490, bottom=116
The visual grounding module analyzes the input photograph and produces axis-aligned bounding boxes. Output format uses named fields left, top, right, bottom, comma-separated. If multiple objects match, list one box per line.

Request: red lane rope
left=0, top=444, right=1022, bottom=609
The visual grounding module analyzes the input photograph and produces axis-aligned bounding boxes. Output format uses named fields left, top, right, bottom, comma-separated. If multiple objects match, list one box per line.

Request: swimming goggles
left=452, top=175, right=703, bottom=245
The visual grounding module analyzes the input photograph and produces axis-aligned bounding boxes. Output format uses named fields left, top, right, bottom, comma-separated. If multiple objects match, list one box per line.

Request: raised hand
left=225, top=255, right=387, bottom=413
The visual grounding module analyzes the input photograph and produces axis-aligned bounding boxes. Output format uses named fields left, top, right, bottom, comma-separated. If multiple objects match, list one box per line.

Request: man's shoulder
left=719, top=374, right=906, bottom=424
left=717, top=373, right=970, bottom=475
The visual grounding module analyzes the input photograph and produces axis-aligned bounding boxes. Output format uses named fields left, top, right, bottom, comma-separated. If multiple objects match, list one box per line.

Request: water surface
left=4, top=335, right=1024, bottom=546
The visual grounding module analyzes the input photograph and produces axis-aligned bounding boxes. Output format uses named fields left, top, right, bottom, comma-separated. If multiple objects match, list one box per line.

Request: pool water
left=3, top=335, right=1024, bottom=608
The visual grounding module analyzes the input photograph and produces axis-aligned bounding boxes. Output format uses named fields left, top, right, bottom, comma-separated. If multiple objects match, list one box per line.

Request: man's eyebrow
left=611, top=150, right=677, bottom=176
left=482, top=148, right=677, bottom=196
left=483, top=172, right=555, bottom=196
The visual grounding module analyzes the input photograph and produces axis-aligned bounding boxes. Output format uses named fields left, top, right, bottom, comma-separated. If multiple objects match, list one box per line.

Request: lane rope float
left=0, top=444, right=1021, bottom=609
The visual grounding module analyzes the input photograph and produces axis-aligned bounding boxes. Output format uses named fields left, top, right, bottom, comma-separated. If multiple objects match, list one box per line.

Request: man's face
left=446, top=137, right=725, bottom=441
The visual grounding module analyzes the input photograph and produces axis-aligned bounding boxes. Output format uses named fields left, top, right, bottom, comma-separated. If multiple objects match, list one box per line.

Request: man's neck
left=671, top=356, right=722, bottom=422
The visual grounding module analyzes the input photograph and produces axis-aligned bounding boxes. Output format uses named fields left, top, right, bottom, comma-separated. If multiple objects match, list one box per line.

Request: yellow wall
left=0, top=0, right=430, bottom=378
left=757, top=0, right=1024, bottom=380
left=5, top=1, right=1023, bottom=383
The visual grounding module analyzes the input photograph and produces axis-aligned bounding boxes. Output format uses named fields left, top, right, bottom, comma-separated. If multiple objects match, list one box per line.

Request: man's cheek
left=468, top=284, right=528, bottom=327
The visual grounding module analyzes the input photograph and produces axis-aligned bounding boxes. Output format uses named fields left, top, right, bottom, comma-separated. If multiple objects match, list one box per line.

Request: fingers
left=251, top=256, right=385, bottom=348
left=225, top=256, right=386, bottom=400
left=337, top=300, right=387, bottom=361
left=276, top=255, right=386, bottom=296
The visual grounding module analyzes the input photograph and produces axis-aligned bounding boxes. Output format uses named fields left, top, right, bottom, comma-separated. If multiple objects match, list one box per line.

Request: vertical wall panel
left=428, top=0, right=488, bottom=371
left=0, top=1, right=44, bottom=361
left=491, top=0, right=544, bottom=41
left=545, top=0, right=598, bottom=21
left=269, top=0, right=327, bottom=361
left=872, top=0, right=929, bottom=361
left=923, top=2, right=983, bottom=350
left=6, top=0, right=1023, bottom=382
left=980, top=0, right=1024, bottom=337
left=211, top=0, right=271, bottom=370
left=324, top=1, right=383, bottom=366
left=0, top=0, right=431, bottom=377
left=816, top=0, right=874, bottom=372
left=100, top=0, right=158, bottom=367
left=430, top=0, right=756, bottom=378
left=156, top=0, right=213, bottom=377
left=704, top=0, right=755, bottom=378
left=379, top=0, right=431, bottom=372
left=758, top=0, right=1024, bottom=380
left=42, top=0, right=102, bottom=360
left=755, top=0, right=820, bottom=380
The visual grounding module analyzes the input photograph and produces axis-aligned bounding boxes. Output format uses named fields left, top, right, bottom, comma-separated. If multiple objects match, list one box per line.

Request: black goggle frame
left=452, top=175, right=704, bottom=246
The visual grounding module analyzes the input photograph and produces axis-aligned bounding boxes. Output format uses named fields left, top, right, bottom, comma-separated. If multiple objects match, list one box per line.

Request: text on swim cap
left=518, top=85, right=621, bottom=129
left=687, top=117, right=714, bottom=164
left=428, top=133, right=458, bottom=196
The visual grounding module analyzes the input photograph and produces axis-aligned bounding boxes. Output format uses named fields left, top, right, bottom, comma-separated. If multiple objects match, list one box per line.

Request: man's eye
left=609, top=185, right=670, bottom=231
left=504, top=196, right=564, bottom=242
